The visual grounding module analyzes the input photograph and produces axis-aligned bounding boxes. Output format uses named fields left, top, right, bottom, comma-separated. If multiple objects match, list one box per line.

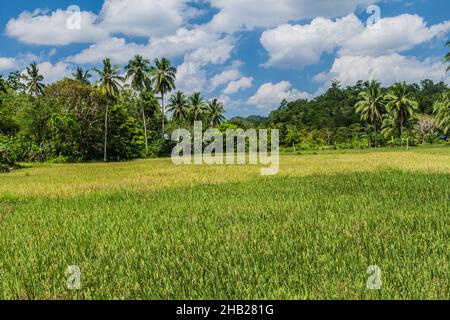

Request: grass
left=0, top=148, right=449, bottom=299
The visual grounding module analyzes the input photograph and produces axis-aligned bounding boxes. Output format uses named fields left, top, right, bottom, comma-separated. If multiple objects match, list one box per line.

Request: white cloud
left=99, top=0, right=188, bottom=37
left=68, top=37, right=145, bottom=64
left=218, top=94, right=242, bottom=113
left=210, top=69, right=241, bottom=91
left=207, top=0, right=373, bottom=33
left=261, top=14, right=360, bottom=69
left=183, top=36, right=234, bottom=65
left=68, top=28, right=233, bottom=65
left=248, top=81, right=311, bottom=110
left=175, top=61, right=207, bottom=94
left=37, top=62, right=73, bottom=84
left=0, top=57, right=17, bottom=71
left=6, top=0, right=195, bottom=46
left=261, top=13, right=450, bottom=69
left=340, top=14, right=450, bottom=56
left=223, top=77, right=253, bottom=95
left=6, top=9, right=108, bottom=45
left=314, top=54, right=449, bottom=87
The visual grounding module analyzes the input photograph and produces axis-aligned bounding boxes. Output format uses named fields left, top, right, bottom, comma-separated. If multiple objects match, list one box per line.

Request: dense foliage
left=0, top=57, right=227, bottom=168
left=231, top=80, right=449, bottom=151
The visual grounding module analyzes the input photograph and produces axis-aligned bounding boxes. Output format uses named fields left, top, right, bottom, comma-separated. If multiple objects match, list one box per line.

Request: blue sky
left=0, top=0, right=449, bottom=117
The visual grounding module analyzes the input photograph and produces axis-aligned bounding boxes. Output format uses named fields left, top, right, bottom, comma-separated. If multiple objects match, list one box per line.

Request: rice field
left=0, top=147, right=449, bottom=299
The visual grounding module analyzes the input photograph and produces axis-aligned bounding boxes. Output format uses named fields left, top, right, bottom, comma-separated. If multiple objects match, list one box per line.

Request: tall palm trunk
left=104, top=105, right=109, bottom=162
left=374, top=124, right=377, bottom=148
left=161, top=92, right=165, bottom=136
left=142, top=106, right=148, bottom=155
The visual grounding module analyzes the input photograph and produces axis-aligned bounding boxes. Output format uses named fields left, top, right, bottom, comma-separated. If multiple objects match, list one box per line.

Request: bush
left=0, top=141, right=16, bottom=172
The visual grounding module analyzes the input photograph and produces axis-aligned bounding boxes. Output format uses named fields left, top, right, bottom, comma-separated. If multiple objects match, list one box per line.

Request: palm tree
left=22, top=62, right=45, bottom=96
left=92, top=58, right=124, bottom=162
left=168, top=91, right=189, bottom=124
left=207, top=98, right=226, bottom=128
left=188, top=92, right=207, bottom=123
left=72, top=67, right=92, bottom=85
left=125, top=55, right=152, bottom=155
left=445, top=41, right=450, bottom=73
left=384, top=82, right=419, bottom=139
left=355, top=80, right=385, bottom=147
left=151, top=58, right=176, bottom=136
left=433, top=91, right=450, bottom=135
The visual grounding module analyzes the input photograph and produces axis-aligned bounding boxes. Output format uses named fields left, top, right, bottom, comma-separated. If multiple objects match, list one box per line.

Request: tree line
left=0, top=56, right=226, bottom=171
left=228, top=41, right=450, bottom=151
left=232, top=79, right=449, bottom=151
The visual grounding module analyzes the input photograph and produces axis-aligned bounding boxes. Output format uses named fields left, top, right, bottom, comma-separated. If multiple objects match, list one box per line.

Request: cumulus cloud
left=207, top=0, right=373, bottom=33
left=314, top=54, right=450, bottom=87
left=261, top=14, right=360, bottom=69
left=248, top=81, right=311, bottom=110
left=6, top=9, right=108, bottom=45
left=175, top=61, right=207, bottom=94
left=261, top=13, right=450, bottom=69
left=68, top=29, right=233, bottom=65
left=223, top=77, right=253, bottom=95
left=6, top=0, right=196, bottom=46
left=210, top=69, right=241, bottom=92
left=0, top=57, right=17, bottom=71
left=340, top=14, right=450, bottom=56
left=98, top=0, right=188, bottom=37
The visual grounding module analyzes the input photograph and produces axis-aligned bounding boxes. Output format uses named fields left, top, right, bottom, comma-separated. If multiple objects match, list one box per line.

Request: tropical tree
left=445, top=41, right=450, bottom=73
left=0, top=75, right=7, bottom=94
left=433, top=91, right=450, bottom=135
left=383, top=82, right=419, bottom=139
left=168, top=91, right=189, bottom=124
left=92, top=58, right=124, bottom=162
left=22, top=62, right=45, bottom=96
left=125, top=55, right=152, bottom=155
left=7, top=71, right=26, bottom=93
left=207, top=98, right=226, bottom=127
left=415, top=114, right=437, bottom=144
left=188, top=92, right=207, bottom=123
left=355, top=80, right=385, bottom=147
left=72, top=67, right=92, bottom=85
left=151, top=58, right=176, bottom=136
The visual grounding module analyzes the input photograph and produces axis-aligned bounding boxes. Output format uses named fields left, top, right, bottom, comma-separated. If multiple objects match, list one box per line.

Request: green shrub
left=0, top=141, right=16, bottom=172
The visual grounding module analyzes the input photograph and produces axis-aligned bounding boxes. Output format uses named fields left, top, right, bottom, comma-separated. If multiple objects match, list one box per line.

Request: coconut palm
left=207, top=98, right=226, bottom=128
left=188, top=92, right=207, bottom=123
left=433, top=91, right=450, bottom=135
left=72, top=67, right=92, bottom=85
left=92, top=58, right=124, bottom=162
left=445, top=41, right=450, bottom=73
left=168, top=91, right=189, bottom=124
left=151, top=58, right=176, bottom=136
left=125, top=55, right=152, bottom=155
left=355, top=80, right=385, bottom=147
left=22, top=62, right=45, bottom=96
left=383, top=82, right=419, bottom=138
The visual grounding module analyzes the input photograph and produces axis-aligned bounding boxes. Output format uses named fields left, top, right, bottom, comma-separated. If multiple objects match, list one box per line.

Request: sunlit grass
left=0, top=147, right=449, bottom=299
left=1, top=148, right=449, bottom=198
